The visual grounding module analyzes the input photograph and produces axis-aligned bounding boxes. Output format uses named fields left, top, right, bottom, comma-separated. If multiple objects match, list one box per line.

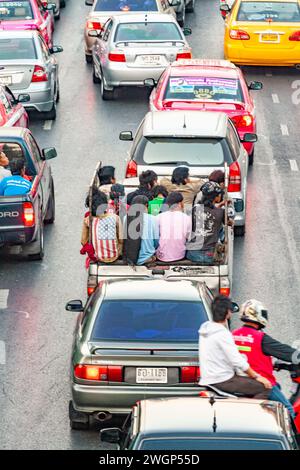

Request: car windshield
left=139, top=438, right=285, bottom=450
left=237, top=1, right=300, bottom=22
left=0, top=38, right=37, bottom=60
left=0, top=1, right=34, bottom=20
left=91, top=300, right=207, bottom=342
left=94, top=0, right=158, bottom=12
left=164, top=77, right=244, bottom=102
left=115, top=23, right=182, bottom=41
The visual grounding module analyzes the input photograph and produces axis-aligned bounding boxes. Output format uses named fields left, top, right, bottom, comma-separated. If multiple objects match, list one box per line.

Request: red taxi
left=149, top=59, right=262, bottom=164
left=0, top=85, right=28, bottom=127
left=0, top=0, right=54, bottom=47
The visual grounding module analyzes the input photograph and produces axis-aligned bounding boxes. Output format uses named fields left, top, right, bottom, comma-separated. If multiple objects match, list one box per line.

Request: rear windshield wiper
left=146, top=161, right=190, bottom=166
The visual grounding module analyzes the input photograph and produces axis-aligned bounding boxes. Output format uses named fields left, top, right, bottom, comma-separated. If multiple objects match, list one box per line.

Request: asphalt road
left=0, top=0, right=300, bottom=450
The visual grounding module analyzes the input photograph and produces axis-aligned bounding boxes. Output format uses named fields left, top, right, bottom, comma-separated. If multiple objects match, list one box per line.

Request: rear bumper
left=13, top=85, right=54, bottom=113
left=224, top=42, right=300, bottom=66
left=0, top=226, right=35, bottom=247
left=102, top=63, right=169, bottom=88
left=72, top=383, right=201, bottom=414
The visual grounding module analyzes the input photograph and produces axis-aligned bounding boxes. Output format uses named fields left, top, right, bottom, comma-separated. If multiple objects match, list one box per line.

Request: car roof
left=138, top=397, right=287, bottom=438
left=142, top=111, right=228, bottom=138
left=111, top=13, right=178, bottom=24
left=169, top=59, right=240, bottom=80
left=0, top=127, right=26, bottom=138
left=103, top=279, right=204, bottom=301
left=0, top=30, right=38, bottom=39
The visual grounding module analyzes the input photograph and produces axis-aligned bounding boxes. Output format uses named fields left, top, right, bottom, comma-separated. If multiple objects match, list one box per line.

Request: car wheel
left=100, top=79, right=114, bottom=101
left=44, top=180, right=55, bottom=224
left=60, top=0, right=66, bottom=7
left=248, top=149, right=254, bottom=166
left=186, top=0, right=195, bottom=12
left=69, top=401, right=89, bottom=431
left=55, top=11, right=60, bottom=20
left=93, top=64, right=101, bottom=84
left=24, top=221, right=44, bottom=260
left=43, top=101, right=57, bottom=120
left=177, top=9, right=185, bottom=27
left=234, top=225, right=245, bottom=237
left=85, top=54, right=93, bottom=64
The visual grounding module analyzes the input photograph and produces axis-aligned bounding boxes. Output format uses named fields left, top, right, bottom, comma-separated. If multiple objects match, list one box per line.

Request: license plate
left=136, top=367, right=168, bottom=383
left=137, top=55, right=163, bottom=65
left=261, top=34, right=279, bottom=42
left=0, top=75, right=12, bottom=85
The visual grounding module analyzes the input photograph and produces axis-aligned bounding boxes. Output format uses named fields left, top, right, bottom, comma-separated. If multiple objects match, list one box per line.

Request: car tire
left=43, top=101, right=57, bottom=120
left=234, top=225, right=245, bottom=237
left=44, top=180, right=55, bottom=224
left=93, top=64, right=101, bottom=84
left=60, top=0, right=66, bottom=7
left=69, top=401, right=89, bottom=431
left=248, top=149, right=254, bottom=166
left=100, top=79, right=114, bottom=101
left=25, top=221, right=45, bottom=261
left=85, top=54, right=93, bottom=64
left=55, top=11, right=60, bottom=20
left=177, top=9, right=185, bottom=27
left=186, top=0, right=195, bottom=12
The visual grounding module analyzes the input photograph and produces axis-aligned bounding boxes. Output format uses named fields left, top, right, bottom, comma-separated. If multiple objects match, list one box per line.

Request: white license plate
left=0, top=75, right=12, bottom=85
left=137, top=55, right=163, bottom=65
left=136, top=367, right=168, bottom=383
left=260, top=33, right=279, bottom=43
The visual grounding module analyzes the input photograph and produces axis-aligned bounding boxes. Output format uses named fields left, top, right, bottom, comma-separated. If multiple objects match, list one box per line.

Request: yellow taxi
left=221, top=0, right=300, bottom=66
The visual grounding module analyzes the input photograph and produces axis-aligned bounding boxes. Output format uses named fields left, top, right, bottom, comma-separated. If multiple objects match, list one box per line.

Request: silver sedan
left=90, top=13, right=192, bottom=100
left=0, top=30, right=63, bottom=120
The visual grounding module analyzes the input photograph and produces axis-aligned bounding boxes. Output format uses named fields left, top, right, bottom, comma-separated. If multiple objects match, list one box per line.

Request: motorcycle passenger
left=199, top=295, right=272, bottom=399
left=233, top=299, right=297, bottom=417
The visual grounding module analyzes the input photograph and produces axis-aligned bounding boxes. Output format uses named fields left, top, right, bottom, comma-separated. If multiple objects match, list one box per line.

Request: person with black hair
left=148, top=185, right=168, bottom=216
left=160, top=166, right=205, bottom=208
left=198, top=295, right=272, bottom=399
left=107, top=183, right=128, bottom=219
left=0, top=157, right=31, bottom=196
left=98, top=166, right=116, bottom=197
left=126, top=170, right=158, bottom=205
left=0, top=151, right=11, bottom=182
left=156, top=192, right=191, bottom=262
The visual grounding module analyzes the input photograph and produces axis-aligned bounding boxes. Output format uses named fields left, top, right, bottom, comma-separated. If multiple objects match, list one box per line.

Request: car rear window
left=91, top=300, right=208, bottom=342
left=237, top=1, right=300, bottom=22
left=0, top=142, right=36, bottom=176
left=0, top=1, right=34, bottom=20
left=164, top=77, right=244, bottom=102
left=115, top=22, right=182, bottom=41
left=133, top=137, right=232, bottom=166
left=139, top=438, right=285, bottom=450
left=94, top=0, right=158, bottom=12
left=0, top=38, right=37, bottom=60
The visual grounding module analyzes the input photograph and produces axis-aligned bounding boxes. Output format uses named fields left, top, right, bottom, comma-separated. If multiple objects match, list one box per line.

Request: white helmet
left=240, top=299, right=268, bottom=328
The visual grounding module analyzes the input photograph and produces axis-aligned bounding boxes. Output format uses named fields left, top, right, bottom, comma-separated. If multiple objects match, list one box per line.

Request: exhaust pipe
left=97, top=411, right=112, bottom=422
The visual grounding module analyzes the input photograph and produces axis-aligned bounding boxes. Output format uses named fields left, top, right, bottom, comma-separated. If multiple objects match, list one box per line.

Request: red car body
left=0, top=0, right=54, bottom=47
left=0, top=86, right=28, bottom=128
left=149, top=59, right=258, bottom=157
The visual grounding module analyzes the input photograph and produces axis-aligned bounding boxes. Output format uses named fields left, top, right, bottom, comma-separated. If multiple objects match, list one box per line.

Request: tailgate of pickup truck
left=0, top=197, right=32, bottom=246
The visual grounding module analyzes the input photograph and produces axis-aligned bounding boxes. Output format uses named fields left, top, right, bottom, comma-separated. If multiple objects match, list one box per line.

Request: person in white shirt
left=0, top=152, right=11, bottom=182
left=199, top=295, right=272, bottom=399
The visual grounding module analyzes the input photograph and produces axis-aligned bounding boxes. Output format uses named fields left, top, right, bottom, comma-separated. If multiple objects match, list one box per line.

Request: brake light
left=181, top=366, right=200, bottom=383
left=228, top=161, right=241, bottom=192
left=108, top=53, right=126, bottom=62
left=220, top=287, right=231, bottom=296
left=22, top=202, right=35, bottom=227
left=74, top=365, right=122, bottom=381
left=231, top=114, right=253, bottom=128
left=230, top=30, right=250, bottom=40
left=87, top=21, right=102, bottom=30
left=199, top=391, right=211, bottom=397
left=292, top=376, right=300, bottom=384
left=125, top=160, right=138, bottom=178
left=176, top=52, right=192, bottom=60
left=87, top=286, right=96, bottom=296
left=31, top=65, right=48, bottom=83
left=289, top=31, right=300, bottom=41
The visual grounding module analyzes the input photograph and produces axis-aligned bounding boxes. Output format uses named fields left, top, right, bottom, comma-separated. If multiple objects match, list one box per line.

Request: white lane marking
left=280, top=124, right=289, bottom=136
left=289, top=159, right=299, bottom=172
left=0, top=341, right=6, bottom=365
left=265, top=72, right=273, bottom=77
left=43, top=120, right=53, bottom=131
left=272, top=93, right=280, bottom=104
left=0, top=289, right=9, bottom=309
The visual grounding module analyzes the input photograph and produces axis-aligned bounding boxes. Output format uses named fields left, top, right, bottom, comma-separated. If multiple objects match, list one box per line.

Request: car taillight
left=22, top=202, right=35, bottom=227
left=231, top=114, right=253, bottom=128
left=176, top=52, right=192, bottom=60
left=108, top=53, right=126, bottom=62
left=228, top=161, right=241, bottom=192
left=292, top=377, right=300, bottom=383
left=125, top=160, right=137, bottom=178
left=31, top=65, right=48, bottom=83
left=181, top=366, right=200, bottom=383
left=87, top=286, right=96, bottom=296
left=220, top=286, right=231, bottom=296
left=87, top=21, right=102, bottom=30
left=220, top=277, right=231, bottom=297
left=230, top=29, right=250, bottom=40
left=289, top=31, right=300, bottom=41
left=74, top=365, right=123, bottom=382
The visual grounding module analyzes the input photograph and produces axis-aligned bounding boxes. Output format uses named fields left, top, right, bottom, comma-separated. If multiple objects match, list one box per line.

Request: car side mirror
left=42, top=147, right=57, bottom=160
left=85, top=0, right=94, bottom=5
left=119, top=131, right=133, bottom=141
left=168, top=0, right=181, bottom=5
left=220, top=4, right=231, bottom=13
left=88, top=30, right=100, bottom=38
left=65, top=300, right=84, bottom=312
left=144, top=78, right=156, bottom=88
left=248, top=81, right=263, bottom=91
left=183, top=27, right=192, bottom=36
left=100, top=428, right=122, bottom=444
left=17, top=94, right=30, bottom=103
left=46, top=3, right=56, bottom=10
left=49, top=45, right=63, bottom=54
left=241, top=133, right=257, bottom=143
left=231, top=302, right=239, bottom=313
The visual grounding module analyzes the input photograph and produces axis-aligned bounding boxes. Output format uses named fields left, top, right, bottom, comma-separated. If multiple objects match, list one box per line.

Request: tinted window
left=0, top=1, right=34, bottom=20
left=226, top=122, right=240, bottom=160
left=0, top=141, right=36, bottom=176
left=139, top=438, right=285, bottom=450
left=165, top=77, right=244, bottom=102
left=134, top=137, right=229, bottom=166
left=94, top=0, right=158, bottom=12
left=115, top=22, right=182, bottom=41
left=237, top=1, right=300, bottom=22
left=0, top=38, right=37, bottom=60
left=91, top=300, right=208, bottom=342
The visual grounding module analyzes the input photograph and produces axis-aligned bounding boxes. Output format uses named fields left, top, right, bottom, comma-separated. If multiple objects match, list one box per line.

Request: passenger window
left=121, top=413, right=134, bottom=449
left=39, top=38, right=50, bottom=61
left=226, top=122, right=241, bottom=161
left=103, top=21, right=113, bottom=41
left=0, top=89, right=12, bottom=114
left=37, top=0, right=46, bottom=15
left=26, top=134, right=42, bottom=169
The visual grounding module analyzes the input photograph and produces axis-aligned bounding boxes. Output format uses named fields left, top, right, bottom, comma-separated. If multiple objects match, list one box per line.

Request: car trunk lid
left=0, top=61, right=37, bottom=89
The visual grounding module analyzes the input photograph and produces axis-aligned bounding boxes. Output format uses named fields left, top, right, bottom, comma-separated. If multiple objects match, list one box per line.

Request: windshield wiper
left=147, top=161, right=189, bottom=166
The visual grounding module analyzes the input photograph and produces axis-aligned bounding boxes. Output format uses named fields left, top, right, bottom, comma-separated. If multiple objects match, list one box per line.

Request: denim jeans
left=186, top=249, right=214, bottom=264
left=269, top=384, right=295, bottom=418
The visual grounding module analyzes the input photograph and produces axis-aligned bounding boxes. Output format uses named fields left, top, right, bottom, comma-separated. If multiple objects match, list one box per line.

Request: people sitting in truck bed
left=126, top=170, right=158, bottom=205
left=186, top=181, right=232, bottom=265
left=156, top=192, right=192, bottom=263
left=160, top=166, right=205, bottom=209
left=148, top=185, right=168, bottom=216
left=107, top=183, right=128, bottom=219
left=98, top=165, right=116, bottom=197
left=81, top=191, right=123, bottom=264
left=0, top=151, right=11, bottom=182
left=0, top=158, right=32, bottom=196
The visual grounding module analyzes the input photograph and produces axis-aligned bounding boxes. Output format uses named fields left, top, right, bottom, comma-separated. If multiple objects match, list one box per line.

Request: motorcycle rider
left=233, top=299, right=298, bottom=418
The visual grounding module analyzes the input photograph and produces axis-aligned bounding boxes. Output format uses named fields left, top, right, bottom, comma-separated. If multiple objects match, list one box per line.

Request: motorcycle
left=274, top=361, right=300, bottom=433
